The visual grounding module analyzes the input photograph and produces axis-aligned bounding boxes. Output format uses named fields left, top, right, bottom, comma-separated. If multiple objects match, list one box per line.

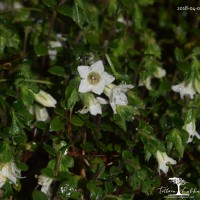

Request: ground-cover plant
left=0, top=0, right=200, bottom=199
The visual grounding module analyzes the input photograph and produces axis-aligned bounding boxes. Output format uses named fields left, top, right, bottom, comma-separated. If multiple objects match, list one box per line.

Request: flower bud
left=154, top=67, right=166, bottom=78
left=35, top=106, right=50, bottom=122
left=194, top=79, right=200, bottom=94
left=34, top=90, right=57, bottom=108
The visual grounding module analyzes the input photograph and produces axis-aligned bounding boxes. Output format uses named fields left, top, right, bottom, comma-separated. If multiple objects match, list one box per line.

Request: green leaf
left=9, top=110, right=25, bottom=136
left=175, top=47, right=184, bottom=61
left=17, top=162, right=29, bottom=171
left=0, top=35, right=6, bottom=55
left=50, top=117, right=64, bottom=131
left=42, top=0, right=57, bottom=7
left=41, top=167, right=54, bottom=178
left=84, top=31, right=99, bottom=44
left=65, top=81, right=79, bottom=109
left=133, top=2, right=143, bottom=30
left=0, top=24, right=20, bottom=56
left=34, top=44, right=48, bottom=56
left=71, top=115, right=84, bottom=126
left=32, top=190, right=48, bottom=200
left=87, top=180, right=104, bottom=200
left=166, top=128, right=187, bottom=158
left=20, top=86, right=35, bottom=107
left=109, top=166, right=122, bottom=176
left=0, top=142, right=13, bottom=163
left=57, top=1, right=89, bottom=28
left=121, top=0, right=134, bottom=9
left=43, top=144, right=57, bottom=156
left=57, top=176, right=83, bottom=199
left=35, top=121, right=48, bottom=130
left=60, top=156, right=74, bottom=171
left=138, top=0, right=155, bottom=6
left=48, top=66, right=65, bottom=76
left=56, top=5, right=72, bottom=16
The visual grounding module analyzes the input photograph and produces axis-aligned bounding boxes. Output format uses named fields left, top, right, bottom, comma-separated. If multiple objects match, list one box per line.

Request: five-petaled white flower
left=183, top=120, right=200, bottom=143
left=104, top=83, right=134, bottom=114
left=37, top=175, right=53, bottom=198
left=0, top=161, right=21, bottom=188
left=34, top=90, right=57, bottom=108
left=155, top=150, right=177, bottom=175
left=78, top=60, right=115, bottom=95
left=172, top=81, right=196, bottom=99
left=79, top=93, right=107, bottom=116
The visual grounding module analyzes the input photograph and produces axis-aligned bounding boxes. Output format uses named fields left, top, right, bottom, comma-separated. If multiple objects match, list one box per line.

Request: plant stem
left=105, top=54, right=118, bottom=78
left=0, top=79, right=53, bottom=85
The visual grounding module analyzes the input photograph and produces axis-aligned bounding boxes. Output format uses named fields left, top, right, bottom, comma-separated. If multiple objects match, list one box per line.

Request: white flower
left=34, top=90, right=57, bottom=108
left=139, top=76, right=152, bottom=90
left=35, top=106, right=50, bottom=122
left=104, top=83, right=134, bottom=114
left=13, top=2, right=23, bottom=9
left=0, top=161, right=21, bottom=188
left=48, top=49, right=57, bottom=60
left=78, top=60, right=115, bottom=95
left=48, top=34, right=66, bottom=60
left=154, top=67, right=166, bottom=78
left=172, top=81, right=196, bottom=99
left=49, top=41, right=62, bottom=48
left=79, top=94, right=107, bottom=116
left=155, top=151, right=177, bottom=175
left=183, top=120, right=200, bottom=143
left=117, top=16, right=132, bottom=26
left=37, top=175, right=53, bottom=198
left=139, top=67, right=166, bottom=90
left=29, top=106, right=50, bottom=122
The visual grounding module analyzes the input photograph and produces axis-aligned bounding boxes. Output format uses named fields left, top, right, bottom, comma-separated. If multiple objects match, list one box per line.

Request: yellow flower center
left=87, top=71, right=101, bottom=85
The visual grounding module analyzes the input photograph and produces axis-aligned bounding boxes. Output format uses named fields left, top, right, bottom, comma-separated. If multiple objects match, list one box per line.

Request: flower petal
left=78, top=79, right=92, bottom=93
left=77, top=66, right=90, bottom=78
left=34, top=90, right=57, bottom=107
left=154, top=68, right=166, bottom=78
left=114, top=92, right=128, bottom=105
left=110, top=101, right=117, bottom=114
left=102, top=72, right=115, bottom=85
left=91, top=60, right=104, bottom=74
left=79, top=107, right=89, bottom=114
left=90, top=103, right=102, bottom=115
left=91, top=80, right=105, bottom=95
left=96, top=97, right=108, bottom=104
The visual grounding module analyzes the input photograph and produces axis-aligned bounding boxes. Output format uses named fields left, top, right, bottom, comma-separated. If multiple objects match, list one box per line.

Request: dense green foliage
left=0, top=0, right=200, bottom=199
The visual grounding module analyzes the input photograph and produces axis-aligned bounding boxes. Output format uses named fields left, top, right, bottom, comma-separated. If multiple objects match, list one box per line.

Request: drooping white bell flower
left=139, top=76, right=152, bottom=90
left=37, top=175, right=53, bottom=198
left=48, top=49, right=57, bottom=60
left=154, top=67, right=166, bottom=78
left=35, top=106, right=50, bottom=122
left=78, top=60, right=115, bottom=95
left=155, top=150, right=177, bottom=175
left=48, top=34, right=66, bottom=60
left=183, top=120, right=200, bottom=143
left=34, top=90, right=57, bottom=108
left=79, top=93, right=107, bottom=116
left=139, top=67, right=166, bottom=90
left=104, top=83, right=134, bottom=114
left=0, top=161, right=21, bottom=188
left=172, top=81, right=196, bottom=99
